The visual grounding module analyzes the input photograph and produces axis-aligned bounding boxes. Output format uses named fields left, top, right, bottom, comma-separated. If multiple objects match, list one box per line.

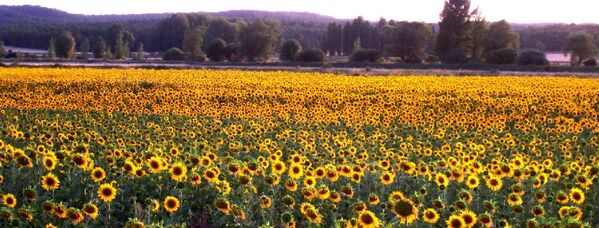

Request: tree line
left=1, top=3, right=598, bottom=65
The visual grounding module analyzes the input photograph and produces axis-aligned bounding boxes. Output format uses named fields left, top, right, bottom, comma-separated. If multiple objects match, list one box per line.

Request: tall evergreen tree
left=435, top=0, right=474, bottom=58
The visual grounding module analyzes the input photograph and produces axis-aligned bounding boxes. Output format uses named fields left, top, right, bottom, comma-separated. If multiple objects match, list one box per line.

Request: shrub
left=425, top=55, right=440, bottom=64
left=280, top=40, right=302, bottom=62
left=404, top=53, right=423, bottom=64
left=441, top=48, right=468, bottom=64
left=350, top=49, right=383, bottom=63
left=162, top=48, right=186, bottom=61
left=225, top=43, right=244, bottom=62
left=516, top=50, right=549, bottom=66
left=296, top=48, right=325, bottom=63
left=486, top=48, right=518, bottom=65
left=206, top=39, right=227, bottom=62
left=583, top=58, right=597, bottom=67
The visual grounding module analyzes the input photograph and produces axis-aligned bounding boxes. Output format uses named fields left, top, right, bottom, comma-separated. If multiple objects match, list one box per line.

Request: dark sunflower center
left=394, top=201, right=413, bottom=217
left=361, top=214, right=374, bottom=224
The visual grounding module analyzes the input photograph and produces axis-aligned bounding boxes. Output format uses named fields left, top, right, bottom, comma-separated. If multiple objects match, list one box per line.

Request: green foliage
left=435, top=0, right=474, bottom=57
left=486, top=48, right=518, bottom=65
left=55, top=31, right=76, bottom=59
left=114, top=32, right=130, bottom=60
left=516, top=50, right=549, bottom=66
left=204, top=18, right=242, bottom=48
left=182, top=26, right=207, bottom=61
left=280, top=39, right=302, bottom=62
left=48, top=38, right=56, bottom=59
left=470, top=13, right=489, bottom=62
left=94, top=39, right=108, bottom=60
left=485, top=20, right=519, bottom=54
left=225, top=42, right=244, bottom=62
left=583, top=58, right=597, bottom=67
left=442, top=48, right=468, bottom=64
left=206, top=38, right=227, bottom=62
left=381, top=22, right=432, bottom=61
left=350, top=49, right=383, bottom=63
left=162, top=47, right=185, bottom=61
left=80, top=38, right=90, bottom=60
left=240, top=19, right=283, bottom=62
left=296, top=48, right=325, bottom=62
left=136, top=42, right=145, bottom=60
left=563, top=31, right=598, bottom=66
left=0, top=41, right=5, bottom=58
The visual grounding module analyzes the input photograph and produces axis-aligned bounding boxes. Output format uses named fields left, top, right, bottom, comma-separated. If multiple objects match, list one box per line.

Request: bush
left=516, top=50, right=549, bottom=66
left=583, top=58, right=597, bottom=67
left=296, top=48, right=325, bottom=63
left=206, top=39, right=227, bottom=62
left=486, top=48, right=518, bottom=65
left=425, top=55, right=440, bottom=64
left=225, top=43, right=244, bottom=62
left=404, top=53, right=423, bottom=64
left=280, top=40, right=302, bottom=62
left=442, top=48, right=468, bottom=64
left=162, top=48, right=186, bottom=61
left=350, top=49, right=382, bottom=63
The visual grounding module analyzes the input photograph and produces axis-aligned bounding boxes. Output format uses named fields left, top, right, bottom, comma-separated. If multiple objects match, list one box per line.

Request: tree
left=206, top=38, right=227, bottom=62
left=106, top=23, right=135, bottom=50
left=486, top=48, right=518, bottom=65
left=435, top=0, right=474, bottom=58
left=182, top=26, right=206, bottom=61
left=516, top=50, right=549, bottom=66
left=114, top=32, right=130, bottom=60
left=485, top=20, right=519, bottom=54
left=296, top=48, right=325, bottom=62
left=94, top=39, right=108, bottom=59
left=80, top=38, right=90, bottom=60
left=153, top=13, right=191, bottom=51
left=0, top=41, right=6, bottom=58
left=469, top=10, right=489, bottom=62
left=280, top=39, right=302, bottom=62
left=350, top=49, right=383, bottom=62
left=55, top=31, right=76, bottom=59
left=204, top=18, right=241, bottom=48
left=136, top=42, right=144, bottom=60
left=48, top=38, right=56, bottom=59
left=240, top=19, right=283, bottom=62
left=563, top=31, right=598, bottom=66
left=382, top=22, right=433, bottom=62
left=163, top=47, right=185, bottom=61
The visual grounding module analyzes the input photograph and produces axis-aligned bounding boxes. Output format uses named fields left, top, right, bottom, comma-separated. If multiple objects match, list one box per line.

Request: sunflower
left=367, top=193, right=380, bottom=205
left=150, top=199, right=160, bottom=212
left=446, top=215, right=466, bottom=228
left=391, top=198, right=418, bottom=224
left=507, top=193, right=523, bottom=206
left=91, top=167, right=106, bottom=182
left=285, top=180, right=298, bottom=191
left=555, top=191, right=569, bottom=204
left=45, top=224, right=57, bottom=228
left=203, top=168, right=219, bottom=183
left=2, top=194, right=16, bottom=208
left=41, top=173, right=60, bottom=191
left=169, top=162, right=187, bottom=182
left=17, top=208, right=33, bottom=221
left=190, top=173, right=202, bottom=185
left=163, top=196, right=180, bottom=213
left=380, top=171, right=395, bottom=185
left=98, top=183, right=117, bottom=203
left=422, top=208, right=440, bottom=224
left=53, top=204, right=67, bottom=218
left=82, top=203, right=99, bottom=219
left=214, top=198, right=231, bottom=214
left=304, top=208, right=322, bottom=224
left=569, top=188, right=585, bottom=205
left=42, top=156, right=57, bottom=170
left=485, top=176, right=503, bottom=191
left=465, top=175, right=479, bottom=189
left=303, top=176, right=316, bottom=187
left=272, top=160, right=286, bottom=175
left=289, top=164, right=304, bottom=179
left=147, top=157, right=163, bottom=173
left=531, top=205, right=545, bottom=217
left=66, top=208, right=84, bottom=223
left=358, top=210, right=380, bottom=228
left=435, top=173, right=449, bottom=188
left=389, top=191, right=406, bottom=202
left=478, top=213, right=493, bottom=228
left=459, top=210, right=477, bottom=228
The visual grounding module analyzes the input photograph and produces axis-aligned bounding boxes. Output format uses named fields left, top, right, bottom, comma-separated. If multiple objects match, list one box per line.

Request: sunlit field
left=0, top=68, right=597, bottom=227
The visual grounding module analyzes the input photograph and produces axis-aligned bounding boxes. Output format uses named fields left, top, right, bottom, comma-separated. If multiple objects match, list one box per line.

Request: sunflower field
left=0, top=68, right=597, bottom=227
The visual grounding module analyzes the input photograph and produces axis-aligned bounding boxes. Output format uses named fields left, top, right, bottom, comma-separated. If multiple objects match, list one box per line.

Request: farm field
left=0, top=68, right=597, bottom=227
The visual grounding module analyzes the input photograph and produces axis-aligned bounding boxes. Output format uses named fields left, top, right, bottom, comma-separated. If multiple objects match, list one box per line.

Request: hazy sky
left=1, top=0, right=597, bottom=23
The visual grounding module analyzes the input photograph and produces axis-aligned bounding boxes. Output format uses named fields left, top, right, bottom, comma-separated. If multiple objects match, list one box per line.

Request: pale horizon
left=0, top=0, right=598, bottom=24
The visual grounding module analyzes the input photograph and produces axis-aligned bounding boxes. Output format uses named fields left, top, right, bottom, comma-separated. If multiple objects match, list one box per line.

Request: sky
left=1, top=0, right=597, bottom=23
